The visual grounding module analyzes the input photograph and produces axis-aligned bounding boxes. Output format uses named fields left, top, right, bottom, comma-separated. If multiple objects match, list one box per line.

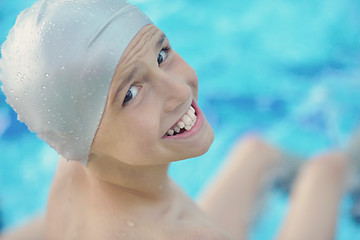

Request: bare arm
left=197, top=136, right=283, bottom=239
left=0, top=215, right=45, bottom=240
left=198, top=135, right=348, bottom=240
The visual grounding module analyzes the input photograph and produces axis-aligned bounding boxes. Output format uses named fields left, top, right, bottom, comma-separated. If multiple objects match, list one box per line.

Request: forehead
left=116, top=25, right=165, bottom=72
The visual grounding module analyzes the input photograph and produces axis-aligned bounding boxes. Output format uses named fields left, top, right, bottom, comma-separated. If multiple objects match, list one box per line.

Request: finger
left=198, top=136, right=282, bottom=239
left=277, top=152, right=348, bottom=240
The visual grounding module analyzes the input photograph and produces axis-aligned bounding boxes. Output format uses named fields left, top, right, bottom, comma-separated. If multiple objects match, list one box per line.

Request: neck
left=86, top=154, right=172, bottom=199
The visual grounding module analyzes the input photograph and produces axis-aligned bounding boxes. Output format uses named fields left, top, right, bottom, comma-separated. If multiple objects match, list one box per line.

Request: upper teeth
left=167, top=106, right=197, bottom=136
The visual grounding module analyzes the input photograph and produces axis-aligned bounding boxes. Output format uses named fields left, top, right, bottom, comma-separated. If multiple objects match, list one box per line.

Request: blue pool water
left=1, top=0, right=360, bottom=239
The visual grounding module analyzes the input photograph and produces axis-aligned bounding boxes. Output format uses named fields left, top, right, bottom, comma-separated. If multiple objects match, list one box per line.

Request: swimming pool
left=1, top=0, right=360, bottom=239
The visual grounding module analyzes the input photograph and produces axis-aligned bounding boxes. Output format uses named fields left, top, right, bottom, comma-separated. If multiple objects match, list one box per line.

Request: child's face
left=90, top=25, right=214, bottom=166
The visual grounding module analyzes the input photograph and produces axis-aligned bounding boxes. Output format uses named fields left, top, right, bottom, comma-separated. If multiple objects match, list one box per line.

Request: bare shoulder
left=183, top=227, right=233, bottom=240
left=46, top=164, right=233, bottom=240
left=164, top=182, right=233, bottom=240
left=150, top=223, right=232, bottom=240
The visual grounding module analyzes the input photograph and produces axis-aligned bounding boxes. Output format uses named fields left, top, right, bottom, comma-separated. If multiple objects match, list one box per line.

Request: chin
left=178, top=122, right=214, bottom=161
left=197, top=126, right=215, bottom=156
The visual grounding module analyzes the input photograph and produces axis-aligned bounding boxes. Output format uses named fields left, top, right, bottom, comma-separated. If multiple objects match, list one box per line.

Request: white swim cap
left=0, top=0, right=152, bottom=165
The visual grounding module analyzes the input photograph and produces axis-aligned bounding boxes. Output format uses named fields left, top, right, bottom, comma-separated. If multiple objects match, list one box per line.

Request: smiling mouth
left=166, top=105, right=197, bottom=137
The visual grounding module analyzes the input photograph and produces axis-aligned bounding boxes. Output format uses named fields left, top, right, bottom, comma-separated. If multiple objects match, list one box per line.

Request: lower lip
left=162, top=100, right=204, bottom=140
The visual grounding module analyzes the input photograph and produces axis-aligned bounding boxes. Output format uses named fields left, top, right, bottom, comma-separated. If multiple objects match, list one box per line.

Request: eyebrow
left=114, top=33, right=167, bottom=103
left=157, top=33, right=167, bottom=50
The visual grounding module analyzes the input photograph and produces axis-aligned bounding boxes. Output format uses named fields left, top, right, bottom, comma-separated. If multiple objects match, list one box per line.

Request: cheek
left=129, top=108, right=159, bottom=134
left=124, top=111, right=161, bottom=148
left=120, top=131, right=161, bottom=165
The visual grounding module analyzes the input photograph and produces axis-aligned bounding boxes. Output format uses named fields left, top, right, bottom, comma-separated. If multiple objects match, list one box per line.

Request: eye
left=123, top=85, right=140, bottom=105
left=157, top=47, right=169, bottom=65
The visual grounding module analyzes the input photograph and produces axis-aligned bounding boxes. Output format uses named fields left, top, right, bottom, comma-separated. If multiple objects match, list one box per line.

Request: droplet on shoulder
left=126, top=221, right=136, bottom=227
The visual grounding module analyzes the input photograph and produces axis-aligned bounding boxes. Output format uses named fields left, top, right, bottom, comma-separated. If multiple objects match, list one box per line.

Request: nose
left=156, top=73, right=192, bottom=113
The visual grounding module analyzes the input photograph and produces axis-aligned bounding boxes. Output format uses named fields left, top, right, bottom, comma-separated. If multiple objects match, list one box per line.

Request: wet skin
left=15, top=24, right=351, bottom=240
left=46, top=25, right=228, bottom=240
